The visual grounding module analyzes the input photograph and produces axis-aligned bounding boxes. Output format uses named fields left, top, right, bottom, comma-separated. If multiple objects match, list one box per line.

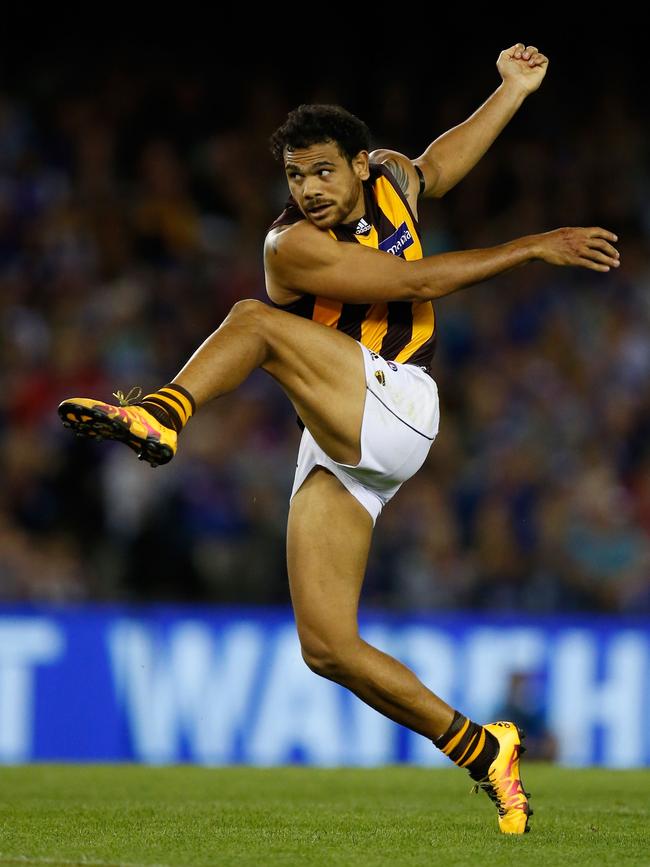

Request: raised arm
left=370, top=43, right=549, bottom=204
left=415, top=43, right=549, bottom=198
left=264, top=220, right=620, bottom=306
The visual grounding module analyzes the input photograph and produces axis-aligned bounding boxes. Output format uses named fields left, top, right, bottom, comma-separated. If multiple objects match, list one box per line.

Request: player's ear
left=352, top=150, right=370, bottom=181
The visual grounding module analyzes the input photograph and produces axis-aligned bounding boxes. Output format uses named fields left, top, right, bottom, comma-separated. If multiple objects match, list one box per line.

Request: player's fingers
left=522, top=45, right=538, bottom=60
left=586, top=250, right=620, bottom=268
left=577, top=258, right=611, bottom=272
left=587, top=238, right=620, bottom=260
left=510, top=43, right=525, bottom=58
left=587, top=227, right=618, bottom=242
left=529, top=53, right=548, bottom=68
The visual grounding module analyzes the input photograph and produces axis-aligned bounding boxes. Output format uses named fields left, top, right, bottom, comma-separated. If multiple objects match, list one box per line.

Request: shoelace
left=112, top=386, right=143, bottom=407
left=471, top=772, right=507, bottom=816
left=471, top=771, right=529, bottom=818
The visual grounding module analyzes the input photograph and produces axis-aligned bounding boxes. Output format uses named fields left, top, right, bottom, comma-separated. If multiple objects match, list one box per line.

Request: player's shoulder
left=264, top=221, right=337, bottom=305
left=265, top=219, right=331, bottom=262
left=265, top=222, right=330, bottom=305
left=369, top=149, right=417, bottom=191
left=369, top=149, right=420, bottom=212
left=369, top=147, right=412, bottom=167
left=267, top=218, right=319, bottom=243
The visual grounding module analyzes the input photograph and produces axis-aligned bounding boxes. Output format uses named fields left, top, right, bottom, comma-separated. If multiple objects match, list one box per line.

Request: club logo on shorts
left=374, top=370, right=386, bottom=386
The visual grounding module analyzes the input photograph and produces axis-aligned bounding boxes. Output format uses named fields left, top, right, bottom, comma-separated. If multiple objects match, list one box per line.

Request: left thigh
left=287, top=466, right=373, bottom=658
left=257, top=303, right=367, bottom=465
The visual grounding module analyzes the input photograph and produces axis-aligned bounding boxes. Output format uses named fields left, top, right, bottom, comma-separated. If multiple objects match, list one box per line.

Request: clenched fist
left=498, top=43, right=549, bottom=95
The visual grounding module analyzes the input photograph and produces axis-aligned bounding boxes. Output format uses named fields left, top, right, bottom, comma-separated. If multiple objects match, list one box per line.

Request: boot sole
left=515, top=725, right=533, bottom=833
left=58, top=401, right=173, bottom=468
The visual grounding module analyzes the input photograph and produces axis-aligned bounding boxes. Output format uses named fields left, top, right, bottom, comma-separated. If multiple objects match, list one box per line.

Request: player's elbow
left=415, top=156, right=445, bottom=198
left=388, top=261, right=428, bottom=302
left=404, top=273, right=433, bottom=303
left=428, top=177, right=454, bottom=198
left=418, top=173, right=449, bottom=199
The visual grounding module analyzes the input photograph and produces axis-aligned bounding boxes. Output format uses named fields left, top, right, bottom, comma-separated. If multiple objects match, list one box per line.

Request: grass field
left=0, top=765, right=649, bottom=866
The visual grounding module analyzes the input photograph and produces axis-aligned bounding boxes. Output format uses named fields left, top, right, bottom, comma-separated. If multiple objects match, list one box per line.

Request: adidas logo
left=355, top=217, right=372, bottom=236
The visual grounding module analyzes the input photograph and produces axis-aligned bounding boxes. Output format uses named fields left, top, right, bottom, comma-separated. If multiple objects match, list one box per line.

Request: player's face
left=283, top=141, right=369, bottom=229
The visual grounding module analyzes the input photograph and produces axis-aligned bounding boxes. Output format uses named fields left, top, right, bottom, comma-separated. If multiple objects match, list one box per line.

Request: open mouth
left=308, top=203, right=332, bottom=217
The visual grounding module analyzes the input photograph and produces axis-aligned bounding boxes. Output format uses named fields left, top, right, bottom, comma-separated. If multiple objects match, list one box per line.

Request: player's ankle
left=433, top=710, right=499, bottom=779
left=138, top=383, right=196, bottom=434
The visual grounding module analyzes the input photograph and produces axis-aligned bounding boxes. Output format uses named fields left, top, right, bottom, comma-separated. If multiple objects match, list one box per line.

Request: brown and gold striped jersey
left=268, top=162, right=436, bottom=374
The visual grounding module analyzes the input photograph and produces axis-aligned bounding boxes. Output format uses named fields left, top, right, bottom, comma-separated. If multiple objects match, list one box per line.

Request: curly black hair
left=269, top=104, right=370, bottom=163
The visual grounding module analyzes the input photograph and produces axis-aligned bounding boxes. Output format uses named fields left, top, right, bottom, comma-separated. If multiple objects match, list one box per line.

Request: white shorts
left=290, top=342, right=440, bottom=525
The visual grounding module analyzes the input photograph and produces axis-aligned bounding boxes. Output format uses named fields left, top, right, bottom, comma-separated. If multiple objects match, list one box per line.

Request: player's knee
left=300, top=636, right=356, bottom=680
left=301, top=645, right=342, bottom=678
left=227, top=298, right=271, bottom=326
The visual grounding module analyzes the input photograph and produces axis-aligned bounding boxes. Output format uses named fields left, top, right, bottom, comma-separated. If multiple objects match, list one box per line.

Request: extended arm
left=415, top=43, right=549, bottom=198
left=371, top=43, right=549, bottom=203
left=264, top=221, right=620, bottom=306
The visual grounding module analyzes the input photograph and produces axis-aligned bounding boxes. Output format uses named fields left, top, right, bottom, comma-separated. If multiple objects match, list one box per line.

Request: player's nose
left=303, top=177, right=323, bottom=200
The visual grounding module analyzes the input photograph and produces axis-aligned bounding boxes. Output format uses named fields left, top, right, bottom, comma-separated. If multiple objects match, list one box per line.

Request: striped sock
left=138, top=383, right=196, bottom=434
left=434, top=711, right=499, bottom=781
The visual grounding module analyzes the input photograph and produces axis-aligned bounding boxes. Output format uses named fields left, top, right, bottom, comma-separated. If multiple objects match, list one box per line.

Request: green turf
left=0, top=765, right=649, bottom=866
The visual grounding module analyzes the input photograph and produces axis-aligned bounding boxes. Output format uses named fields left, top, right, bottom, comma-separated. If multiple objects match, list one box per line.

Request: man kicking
left=58, top=44, right=620, bottom=833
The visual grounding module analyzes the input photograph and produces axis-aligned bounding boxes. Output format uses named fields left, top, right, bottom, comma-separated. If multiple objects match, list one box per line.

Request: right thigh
left=247, top=301, right=368, bottom=466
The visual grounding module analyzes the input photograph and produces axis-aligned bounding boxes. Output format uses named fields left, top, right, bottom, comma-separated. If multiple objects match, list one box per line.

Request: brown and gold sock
left=138, top=383, right=196, bottom=434
left=434, top=710, right=499, bottom=781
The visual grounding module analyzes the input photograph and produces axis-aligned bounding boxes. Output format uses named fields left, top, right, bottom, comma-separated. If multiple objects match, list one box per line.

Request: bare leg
left=288, top=466, right=454, bottom=740
left=172, top=299, right=367, bottom=465
left=173, top=301, right=453, bottom=736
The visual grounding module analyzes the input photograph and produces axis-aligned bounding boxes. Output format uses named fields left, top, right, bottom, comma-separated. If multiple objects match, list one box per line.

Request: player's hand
left=497, top=44, right=549, bottom=95
left=534, top=227, right=620, bottom=272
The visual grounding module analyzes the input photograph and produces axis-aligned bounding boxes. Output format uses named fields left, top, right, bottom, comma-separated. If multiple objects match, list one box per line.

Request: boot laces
left=112, top=386, right=143, bottom=407
left=471, top=770, right=507, bottom=817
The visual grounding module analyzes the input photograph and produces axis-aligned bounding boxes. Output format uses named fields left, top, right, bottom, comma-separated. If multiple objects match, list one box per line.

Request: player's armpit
left=264, top=222, right=424, bottom=304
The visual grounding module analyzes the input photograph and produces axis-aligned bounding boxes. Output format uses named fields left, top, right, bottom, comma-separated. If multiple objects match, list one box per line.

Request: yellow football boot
left=471, top=721, right=533, bottom=834
left=58, top=388, right=177, bottom=468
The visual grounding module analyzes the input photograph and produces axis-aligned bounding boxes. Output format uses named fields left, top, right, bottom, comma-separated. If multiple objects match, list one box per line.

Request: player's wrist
left=498, top=79, right=529, bottom=104
left=517, top=234, right=542, bottom=261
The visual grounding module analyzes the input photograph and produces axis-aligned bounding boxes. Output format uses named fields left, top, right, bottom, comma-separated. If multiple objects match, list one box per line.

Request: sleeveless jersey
left=268, top=162, right=436, bottom=374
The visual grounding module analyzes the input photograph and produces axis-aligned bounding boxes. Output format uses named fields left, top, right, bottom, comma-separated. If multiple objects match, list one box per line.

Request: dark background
left=1, top=26, right=648, bottom=611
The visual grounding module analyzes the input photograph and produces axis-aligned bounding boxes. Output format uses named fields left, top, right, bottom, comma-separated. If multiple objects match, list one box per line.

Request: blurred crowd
left=1, top=48, right=649, bottom=613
